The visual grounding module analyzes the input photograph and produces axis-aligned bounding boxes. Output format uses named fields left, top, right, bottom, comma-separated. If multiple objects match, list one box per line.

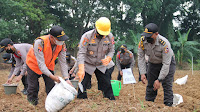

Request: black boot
left=164, top=102, right=173, bottom=107
left=28, top=98, right=38, bottom=106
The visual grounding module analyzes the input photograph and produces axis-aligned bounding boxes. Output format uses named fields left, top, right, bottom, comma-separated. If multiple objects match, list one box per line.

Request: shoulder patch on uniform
left=117, top=51, right=121, bottom=58
left=159, top=39, right=166, bottom=46
left=111, top=37, right=115, bottom=44
left=82, top=37, right=89, bottom=46
left=17, top=51, right=22, bottom=57
left=38, top=44, right=43, bottom=52
left=164, top=45, right=169, bottom=53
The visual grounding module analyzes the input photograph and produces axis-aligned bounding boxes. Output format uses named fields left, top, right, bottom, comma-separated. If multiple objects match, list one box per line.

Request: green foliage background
left=0, top=0, right=199, bottom=68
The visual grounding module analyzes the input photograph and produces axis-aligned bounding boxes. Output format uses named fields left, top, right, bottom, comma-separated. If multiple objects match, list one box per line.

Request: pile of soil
left=0, top=66, right=199, bottom=112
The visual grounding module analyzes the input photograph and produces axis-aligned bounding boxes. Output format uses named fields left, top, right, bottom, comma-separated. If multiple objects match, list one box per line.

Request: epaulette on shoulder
left=139, top=36, right=145, bottom=50
left=159, top=39, right=166, bottom=46
left=127, top=51, right=133, bottom=57
left=141, top=36, right=145, bottom=41
left=127, top=50, right=131, bottom=54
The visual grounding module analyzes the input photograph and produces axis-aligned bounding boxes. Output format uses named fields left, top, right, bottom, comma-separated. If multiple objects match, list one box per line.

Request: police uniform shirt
left=138, top=34, right=174, bottom=80
left=33, top=39, right=68, bottom=77
left=116, top=50, right=135, bottom=71
left=12, top=44, right=32, bottom=76
left=77, top=29, right=115, bottom=75
left=7, top=54, right=21, bottom=78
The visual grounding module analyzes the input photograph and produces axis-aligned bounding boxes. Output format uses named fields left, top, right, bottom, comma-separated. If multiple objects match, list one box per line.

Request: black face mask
left=146, top=37, right=154, bottom=43
left=6, top=48, right=14, bottom=53
left=96, top=32, right=104, bottom=39
left=121, top=49, right=125, bottom=53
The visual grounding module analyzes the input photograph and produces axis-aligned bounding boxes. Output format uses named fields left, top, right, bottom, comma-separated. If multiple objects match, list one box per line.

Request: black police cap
left=120, top=44, right=127, bottom=49
left=0, top=38, right=13, bottom=53
left=50, top=26, right=69, bottom=41
left=2, top=53, right=11, bottom=60
left=141, top=23, right=158, bottom=37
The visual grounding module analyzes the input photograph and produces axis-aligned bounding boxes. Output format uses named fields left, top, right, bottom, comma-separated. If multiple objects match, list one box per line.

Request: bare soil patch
left=0, top=66, right=200, bottom=112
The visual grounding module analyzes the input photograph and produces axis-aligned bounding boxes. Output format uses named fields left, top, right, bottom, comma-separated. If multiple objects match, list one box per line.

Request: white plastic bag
left=45, top=77, right=77, bottom=112
left=174, top=75, right=188, bottom=85
left=173, top=94, right=183, bottom=106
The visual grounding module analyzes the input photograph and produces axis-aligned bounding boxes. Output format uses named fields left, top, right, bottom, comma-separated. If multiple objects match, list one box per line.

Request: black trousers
left=98, top=66, right=114, bottom=91
left=77, top=68, right=115, bottom=100
left=22, top=75, right=28, bottom=90
left=27, top=66, right=55, bottom=103
left=145, top=57, right=176, bottom=103
left=117, top=63, right=131, bottom=80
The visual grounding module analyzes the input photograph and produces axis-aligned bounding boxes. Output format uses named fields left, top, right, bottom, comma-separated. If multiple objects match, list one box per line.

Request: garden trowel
left=78, top=81, right=84, bottom=93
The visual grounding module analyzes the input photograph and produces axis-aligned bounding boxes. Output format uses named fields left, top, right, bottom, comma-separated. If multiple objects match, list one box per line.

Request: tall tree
left=141, top=0, right=185, bottom=41
left=0, top=0, right=57, bottom=43
left=46, top=0, right=101, bottom=50
left=176, top=0, right=200, bottom=41
left=0, top=0, right=27, bottom=42
left=18, top=0, right=57, bottom=42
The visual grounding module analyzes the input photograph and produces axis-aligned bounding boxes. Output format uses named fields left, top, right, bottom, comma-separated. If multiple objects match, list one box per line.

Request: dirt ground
left=0, top=64, right=200, bottom=112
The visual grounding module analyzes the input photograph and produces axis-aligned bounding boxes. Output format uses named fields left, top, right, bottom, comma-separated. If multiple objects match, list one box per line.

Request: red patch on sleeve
left=111, top=37, right=115, bottom=44
left=17, top=51, right=22, bottom=57
left=117, top=52, right=120, bottom=59
left=38, top=45, right=43, bottom=52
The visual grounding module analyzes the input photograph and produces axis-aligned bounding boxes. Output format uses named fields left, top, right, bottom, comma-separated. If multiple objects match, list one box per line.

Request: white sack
left=174, top=75, right=188, bottom=85
left=173, top=94, right=183, bottom=106
left=45, top=77, right=77, bottom=112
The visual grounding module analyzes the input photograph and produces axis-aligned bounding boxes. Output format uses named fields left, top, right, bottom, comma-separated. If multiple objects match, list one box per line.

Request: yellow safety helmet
left=95, top=17, right=111, bottom=35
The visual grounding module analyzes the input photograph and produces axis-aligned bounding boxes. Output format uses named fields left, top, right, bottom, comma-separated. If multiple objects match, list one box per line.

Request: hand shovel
left=78, top=81, right=84, bottom=93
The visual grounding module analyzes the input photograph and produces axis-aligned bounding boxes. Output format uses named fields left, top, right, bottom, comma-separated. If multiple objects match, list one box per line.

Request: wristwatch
left=158, top=79, right=162, bottom=82
left=64, top=78, right=69, bottom=81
